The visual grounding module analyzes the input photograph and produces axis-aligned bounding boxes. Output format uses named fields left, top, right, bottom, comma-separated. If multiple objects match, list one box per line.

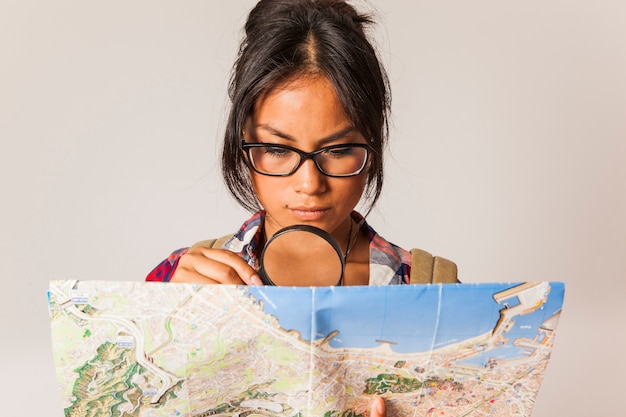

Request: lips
left=288, top=206, right=330, bottom=221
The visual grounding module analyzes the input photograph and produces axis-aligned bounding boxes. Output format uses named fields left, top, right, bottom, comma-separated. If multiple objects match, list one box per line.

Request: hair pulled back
left=222, top=0, right=390, bottom=213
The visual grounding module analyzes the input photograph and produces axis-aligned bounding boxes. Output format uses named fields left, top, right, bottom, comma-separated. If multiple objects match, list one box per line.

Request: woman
left=147, top=0, right=457, bottom=287
left=148, top=0, right=456, bottom=414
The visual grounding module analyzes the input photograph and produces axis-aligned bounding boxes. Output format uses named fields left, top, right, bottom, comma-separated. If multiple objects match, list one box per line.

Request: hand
left=370, top=396, right=386, bottom=417
left=171, top=246, right=262, bottom=285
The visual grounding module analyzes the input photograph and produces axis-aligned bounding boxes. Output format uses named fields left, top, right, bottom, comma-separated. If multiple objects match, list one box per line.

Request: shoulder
left=145, top=247, right=189, bottom=282
left=190, top=236, right=229, bottom=250
left=356, top=212, right=459, bottom=284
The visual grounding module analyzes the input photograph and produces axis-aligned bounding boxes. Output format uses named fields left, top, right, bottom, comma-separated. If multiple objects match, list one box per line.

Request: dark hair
left=222, top=0, right=390, bottom=213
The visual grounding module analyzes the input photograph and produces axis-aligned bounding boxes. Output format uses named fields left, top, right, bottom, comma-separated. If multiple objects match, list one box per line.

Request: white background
left=1, top=1, right=625, bottom=416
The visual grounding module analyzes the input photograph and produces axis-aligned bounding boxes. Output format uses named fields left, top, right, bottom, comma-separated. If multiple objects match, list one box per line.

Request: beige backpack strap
left=410, top=248, right=459, bottom=284
left=189, top=234, right=233, bottom=251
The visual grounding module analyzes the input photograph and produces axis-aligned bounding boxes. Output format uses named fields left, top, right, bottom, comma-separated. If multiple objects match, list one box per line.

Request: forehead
left=252, top=75, right=350, bottom=125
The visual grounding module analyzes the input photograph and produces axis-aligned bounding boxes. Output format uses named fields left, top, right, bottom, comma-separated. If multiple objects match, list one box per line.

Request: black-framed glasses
left=241, top=141, right=371, bottom=177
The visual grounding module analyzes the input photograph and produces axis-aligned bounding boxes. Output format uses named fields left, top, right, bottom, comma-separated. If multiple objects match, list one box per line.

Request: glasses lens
left=316, top=146, right=368, bottom=176
left=248, top=145, right=300, bottom=175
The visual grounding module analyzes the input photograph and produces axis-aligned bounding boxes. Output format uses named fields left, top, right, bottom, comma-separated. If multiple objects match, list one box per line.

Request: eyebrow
left=253, top=124, right=357, bottom=145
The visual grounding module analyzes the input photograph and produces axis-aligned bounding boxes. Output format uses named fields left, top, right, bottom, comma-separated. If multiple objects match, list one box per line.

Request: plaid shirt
left=146, top=211, right=411, bottom=285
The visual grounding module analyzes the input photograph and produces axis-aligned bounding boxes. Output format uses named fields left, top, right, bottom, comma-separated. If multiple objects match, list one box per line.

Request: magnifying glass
left=258, top=225, right=345, bottom=286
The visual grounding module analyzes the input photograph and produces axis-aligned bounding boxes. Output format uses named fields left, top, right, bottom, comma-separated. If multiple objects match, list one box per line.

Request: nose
left=292, top=158, right=327, bottom=194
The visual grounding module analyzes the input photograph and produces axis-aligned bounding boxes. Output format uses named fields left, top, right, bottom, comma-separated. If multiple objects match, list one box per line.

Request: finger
left=169, top=263, right=223, bottom=285
left=370, top=396, right=386, bottom=417
left=196, top=247, right=262, bottom=285
left=172, top=248, right=261, bottom=285
left=172, top=253, right=245, bottom=285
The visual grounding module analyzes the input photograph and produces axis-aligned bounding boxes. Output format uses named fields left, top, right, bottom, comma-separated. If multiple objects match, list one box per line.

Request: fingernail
left=250, top=275, right=262, bottom=286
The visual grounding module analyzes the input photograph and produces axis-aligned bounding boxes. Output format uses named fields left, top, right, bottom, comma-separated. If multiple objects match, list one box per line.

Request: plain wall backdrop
left=1, top=1, right=625, bottom=416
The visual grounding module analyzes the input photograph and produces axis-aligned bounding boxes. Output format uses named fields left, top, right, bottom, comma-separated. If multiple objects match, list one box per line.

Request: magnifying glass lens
left=260, top=226, right=344, bottom=286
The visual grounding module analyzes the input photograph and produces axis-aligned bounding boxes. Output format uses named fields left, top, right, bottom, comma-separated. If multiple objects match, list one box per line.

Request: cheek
left=354, top=169, right=370, bottom=190
left=250, top=174, right=283, bottom=206
left=334, top=175, right=368, bottom=201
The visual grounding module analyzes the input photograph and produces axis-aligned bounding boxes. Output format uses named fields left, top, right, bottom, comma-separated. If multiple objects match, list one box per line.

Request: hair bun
left=245, top=0, right=372, bottom=39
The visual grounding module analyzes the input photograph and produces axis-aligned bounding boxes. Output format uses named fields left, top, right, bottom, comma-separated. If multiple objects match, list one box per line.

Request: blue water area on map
left=246, top=282, right=565, bottom=354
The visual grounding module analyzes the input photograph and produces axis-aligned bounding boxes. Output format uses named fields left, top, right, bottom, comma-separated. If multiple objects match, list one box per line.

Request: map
left=48, top=281, right=564, bottom=417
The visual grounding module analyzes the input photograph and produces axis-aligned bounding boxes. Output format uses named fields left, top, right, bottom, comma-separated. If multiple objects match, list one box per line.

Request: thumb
left=370, top=396, right=386, bottom=417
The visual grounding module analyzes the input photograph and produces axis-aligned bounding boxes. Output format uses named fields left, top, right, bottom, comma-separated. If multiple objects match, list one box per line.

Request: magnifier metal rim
left=258, top=224, right=346, bottom=286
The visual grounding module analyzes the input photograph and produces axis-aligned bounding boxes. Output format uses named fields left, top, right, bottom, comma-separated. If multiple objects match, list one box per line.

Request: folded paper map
left=48, top=281, right=564, bottom=417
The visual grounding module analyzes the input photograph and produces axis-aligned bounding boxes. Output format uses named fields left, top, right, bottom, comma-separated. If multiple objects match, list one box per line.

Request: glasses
left=241, top=141, right=371, bottom=177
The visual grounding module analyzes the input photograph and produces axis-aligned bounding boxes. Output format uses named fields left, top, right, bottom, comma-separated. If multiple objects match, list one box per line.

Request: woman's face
left=244, top=75, right=369, bottom=241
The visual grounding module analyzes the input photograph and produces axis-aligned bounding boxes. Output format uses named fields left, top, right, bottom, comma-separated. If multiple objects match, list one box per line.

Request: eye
left=263, top=145, right=291, bottom=158
left=325, top=146, right=355, bottom=158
